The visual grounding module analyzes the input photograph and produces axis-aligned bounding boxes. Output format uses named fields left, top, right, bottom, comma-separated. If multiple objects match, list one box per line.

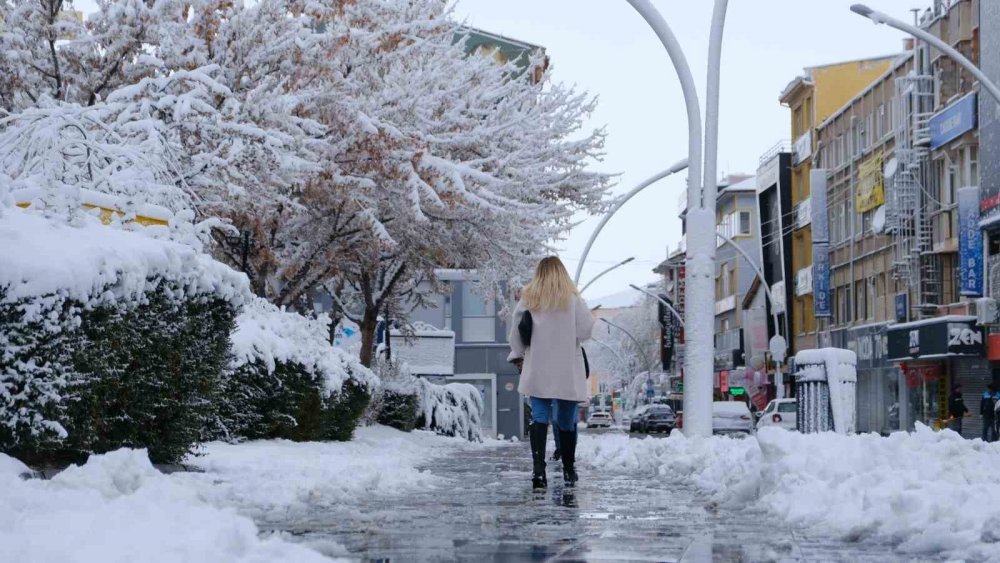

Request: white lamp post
left=850, top=4, right=1000, bottom=106
left=624, top=0, right=729, bottom=437
left=628, top=283, right=684, bottom=327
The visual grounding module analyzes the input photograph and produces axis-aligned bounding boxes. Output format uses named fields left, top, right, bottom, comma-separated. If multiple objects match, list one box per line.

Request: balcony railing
left=758, top=140, right=793, bottom=168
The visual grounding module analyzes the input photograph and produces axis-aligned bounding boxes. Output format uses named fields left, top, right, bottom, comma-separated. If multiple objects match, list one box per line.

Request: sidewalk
left=266, top=437, right=895, bottom=562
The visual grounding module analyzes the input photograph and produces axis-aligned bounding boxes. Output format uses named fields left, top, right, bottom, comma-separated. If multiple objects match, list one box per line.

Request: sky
left=69, top=0, right=921, bottom=302
left=449, top=0, right=919, bottom=301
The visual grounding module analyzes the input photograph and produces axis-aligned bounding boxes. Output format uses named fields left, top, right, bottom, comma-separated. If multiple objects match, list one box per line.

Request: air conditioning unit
left=975, top=298, right=999, bottom=326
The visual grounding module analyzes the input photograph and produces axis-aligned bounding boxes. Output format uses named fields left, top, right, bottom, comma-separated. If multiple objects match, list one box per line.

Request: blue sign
left=812, top=243, right=831, bottom=317
left=958, top=186, right=984, bottom=296
left=810, top=169, right=829, bottom=242
left=929, top=92, right=977, bottom=150
left=895, top=293, right=908, bottom=323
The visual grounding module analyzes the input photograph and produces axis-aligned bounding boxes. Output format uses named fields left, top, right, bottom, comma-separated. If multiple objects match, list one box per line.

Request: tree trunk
left=358, top=307, right=379, bottom=368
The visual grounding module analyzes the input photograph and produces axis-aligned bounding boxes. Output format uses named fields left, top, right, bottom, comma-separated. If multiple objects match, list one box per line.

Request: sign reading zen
left=948, top=323, right=984, bottom=355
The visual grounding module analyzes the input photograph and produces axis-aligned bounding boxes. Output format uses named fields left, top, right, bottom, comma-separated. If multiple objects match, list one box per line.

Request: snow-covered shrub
left=363, top=361, right=420, bottom=432
left=0, top=209, right=247, bottom=465
left=214, top=298, right=378, bottom=442
left=415, top=379, right=483, bottom=442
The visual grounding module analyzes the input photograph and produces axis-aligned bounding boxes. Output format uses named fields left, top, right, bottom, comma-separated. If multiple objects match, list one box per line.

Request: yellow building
left=779, top=56, right=896, bottom=353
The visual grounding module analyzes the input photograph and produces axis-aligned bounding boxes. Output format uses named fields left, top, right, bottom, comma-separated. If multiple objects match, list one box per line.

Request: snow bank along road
left=4, top=425, right=1000, bottom=561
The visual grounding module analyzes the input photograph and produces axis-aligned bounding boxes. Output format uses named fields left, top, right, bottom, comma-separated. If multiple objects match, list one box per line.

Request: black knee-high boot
left=559, top=430, right=578, bottom=486
left=529, top=423, right=548, bottom=489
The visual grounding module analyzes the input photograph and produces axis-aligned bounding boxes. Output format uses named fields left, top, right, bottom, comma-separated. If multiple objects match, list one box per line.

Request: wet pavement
left=265, top=431, right=909, bottom=562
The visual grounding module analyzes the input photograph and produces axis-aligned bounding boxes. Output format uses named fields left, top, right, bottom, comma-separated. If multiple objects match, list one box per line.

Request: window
left=738, top=211, right=751, bottom=236
left=855, top=280, right=866, bottom=323
left=444, top=290, right=452, bottom=330
left=778, top=402, right=797, bottom=413
left=460, top=283, right=495, bottom=342
left=721, top=265, right=732, bottom=298
left=867, top=276, right=877, bottom=320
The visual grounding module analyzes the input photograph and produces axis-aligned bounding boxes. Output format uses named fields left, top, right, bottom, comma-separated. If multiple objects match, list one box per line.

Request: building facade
left=713, top=175, right=759, bottom=397
left=779, top=56, right=897, bottom=354
left=808, top=0, right=991, bottom=436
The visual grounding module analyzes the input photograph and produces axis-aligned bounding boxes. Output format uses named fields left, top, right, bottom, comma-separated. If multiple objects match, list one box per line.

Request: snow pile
left=576, top=430, right=761, bottom=503
left=0, top=207, right=248, bottom=308
left=231, top=297, right=378, bottom=395
left=177, top=425, right=484, bottom=520
left=578, top=427, right=1000, bottom=559
left=0, top=449, right=329, bottom=562
left=794, top=348, right=857, bottom=434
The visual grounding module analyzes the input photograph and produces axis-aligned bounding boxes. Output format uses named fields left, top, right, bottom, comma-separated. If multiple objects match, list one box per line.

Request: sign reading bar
left=958, top=186, right=984, bottom=296
left=857, top=151, right=885, bottom=213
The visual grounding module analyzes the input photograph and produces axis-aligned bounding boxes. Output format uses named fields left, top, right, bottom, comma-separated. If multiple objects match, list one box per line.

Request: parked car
left=756, top=399, right=798, bottom=431
left=628, top=405, right=651, bottom=432
left=712, top=401, right=754, bottom=435
left=586, top=411, right=613, bottom=429
left=638, top=405, right=676, bottom=434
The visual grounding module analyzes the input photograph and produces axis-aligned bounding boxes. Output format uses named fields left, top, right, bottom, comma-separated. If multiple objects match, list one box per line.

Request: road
left=263, top=429, right=905, bottom=562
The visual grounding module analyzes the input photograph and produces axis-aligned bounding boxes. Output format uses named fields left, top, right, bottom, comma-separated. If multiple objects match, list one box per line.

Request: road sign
left=769, top=335, right=787, bottom=363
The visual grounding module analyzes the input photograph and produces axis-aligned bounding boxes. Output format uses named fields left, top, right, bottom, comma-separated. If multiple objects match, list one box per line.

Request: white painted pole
left=624, top=0, right=711, bottom=437
left=574, top=159, right=688, bottom=285
left=850, top=4, right=1000, bottom=107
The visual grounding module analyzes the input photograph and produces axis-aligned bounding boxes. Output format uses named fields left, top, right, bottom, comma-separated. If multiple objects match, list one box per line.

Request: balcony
left=758, top=140, right=793, bottom=168
left=715, top=295, right=736, bottom=315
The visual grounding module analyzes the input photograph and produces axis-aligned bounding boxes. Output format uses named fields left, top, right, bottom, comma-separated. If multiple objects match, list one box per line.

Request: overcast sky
left=451, top=0, right=919, bottom=301
left=69, top=0, right=921, bottom=301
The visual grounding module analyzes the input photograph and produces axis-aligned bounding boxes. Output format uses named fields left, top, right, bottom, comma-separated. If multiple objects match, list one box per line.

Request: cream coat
left=507, top=295, right=595, bottom=402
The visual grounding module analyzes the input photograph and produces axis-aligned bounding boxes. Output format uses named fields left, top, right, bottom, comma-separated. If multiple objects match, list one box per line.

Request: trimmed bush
left=212, top=297, right=378, bottom=443
left=0, top=208, right=248, bottom=466
left=376, top=387, right=420, bottom=432
left=0, top=281, right=236, bottom=466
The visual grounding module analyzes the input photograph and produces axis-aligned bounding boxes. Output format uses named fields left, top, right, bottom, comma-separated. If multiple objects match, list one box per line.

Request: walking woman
left=508, top=256, right=595, bottom=488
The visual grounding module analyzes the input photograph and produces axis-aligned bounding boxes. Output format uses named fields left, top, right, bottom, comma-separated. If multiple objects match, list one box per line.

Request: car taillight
left=772, top=414, right=782, bottom=423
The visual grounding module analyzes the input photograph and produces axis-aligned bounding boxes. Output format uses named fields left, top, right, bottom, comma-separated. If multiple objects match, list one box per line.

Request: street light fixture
left=628, top=283, right=684, bottom=327
left=579, top=256, right=636, bottom=294
left=597, top=316, right=654, bottom=375
left=573, top=159, right=688, bottom=286
left=849, top=4, right=1000, bottom=106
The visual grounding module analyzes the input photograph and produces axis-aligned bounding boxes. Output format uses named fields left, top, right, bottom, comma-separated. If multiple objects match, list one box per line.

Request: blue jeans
left=530, top=397, right=579, bottom=432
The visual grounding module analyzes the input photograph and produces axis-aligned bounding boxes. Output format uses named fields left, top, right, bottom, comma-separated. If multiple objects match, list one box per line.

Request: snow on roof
left=0, top=207, right=248, bottom=307
left=888, top=315, right=977, bottom=330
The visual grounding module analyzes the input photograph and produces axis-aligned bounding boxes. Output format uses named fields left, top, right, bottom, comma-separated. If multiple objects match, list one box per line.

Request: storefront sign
left=895, top=293, right=908, bottom=323
left=988, top=333, right=1000, bottom=361
left=720, top=370, right=729, bottom=393
left=796, top=199, right=812, bottom=229
left=771, top=281, right=786, bottom=314
left=856, top=151, right=885, bottom=213
left=677, top=267, right=686, bottom=344
left=810, top=169, right=829, bottom=241
left=844, top=324, right=890, bottom=370
left=659, top=295, right=675, bottom=371
left=929, top=92, right=977, bottom=150
left=888, top=318, right=985, bottom=360
left=796, top=265, right=813, bottom=296
left=813, top=244, right=831, bottom=317
left=794, top=132, right=812, bottom=165
left=958, top=186, right=984, bottom=296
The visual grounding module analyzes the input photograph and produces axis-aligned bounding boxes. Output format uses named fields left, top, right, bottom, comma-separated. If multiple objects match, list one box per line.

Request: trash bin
left=793, top=348, right=857, bottom=434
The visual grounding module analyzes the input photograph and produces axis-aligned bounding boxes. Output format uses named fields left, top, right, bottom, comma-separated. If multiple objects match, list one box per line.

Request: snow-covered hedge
left=0, top=209, right=247, bottom=465
left=415, top=379, right=483, bottom=442
left=213, top=297, right=378, bottom=442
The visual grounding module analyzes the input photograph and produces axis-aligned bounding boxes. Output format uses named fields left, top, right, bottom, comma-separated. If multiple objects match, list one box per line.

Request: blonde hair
left=522, top=256, right=578, bottom=311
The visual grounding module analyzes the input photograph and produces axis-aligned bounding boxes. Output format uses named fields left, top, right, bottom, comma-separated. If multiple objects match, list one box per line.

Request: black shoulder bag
left=517, top=310, right=590, bottom=379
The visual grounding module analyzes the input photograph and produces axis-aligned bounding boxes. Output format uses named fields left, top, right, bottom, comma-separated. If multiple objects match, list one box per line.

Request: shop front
left=830, top=323, right=899, bottom=435
left=887, top=316, right=990, bottom=437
